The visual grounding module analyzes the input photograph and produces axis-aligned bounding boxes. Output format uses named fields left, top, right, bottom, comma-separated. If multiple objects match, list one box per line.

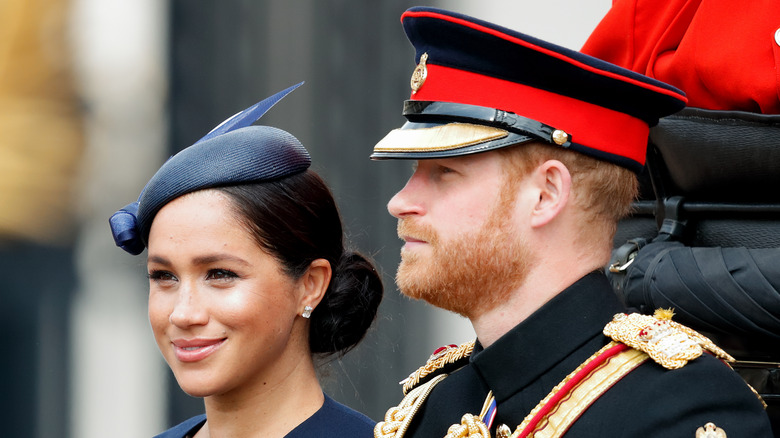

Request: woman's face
left=146, top=189, right=309, bottom=399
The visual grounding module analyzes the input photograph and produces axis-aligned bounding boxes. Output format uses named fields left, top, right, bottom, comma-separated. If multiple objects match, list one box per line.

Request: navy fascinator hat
left=109, top=82, right=310, bottom=255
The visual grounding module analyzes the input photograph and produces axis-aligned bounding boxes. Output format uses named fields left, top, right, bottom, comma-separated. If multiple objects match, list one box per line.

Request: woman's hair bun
left=309, top=251, right=383, bottom=355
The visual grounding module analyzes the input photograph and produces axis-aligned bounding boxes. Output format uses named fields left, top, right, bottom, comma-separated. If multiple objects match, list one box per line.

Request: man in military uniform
left=371, top=7, right=773, bottom=438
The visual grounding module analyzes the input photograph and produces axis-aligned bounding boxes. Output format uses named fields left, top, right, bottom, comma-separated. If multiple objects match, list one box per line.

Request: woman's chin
left=171, top=372, right=221, bottom=398
left=177, top=383, right=215, bottom=399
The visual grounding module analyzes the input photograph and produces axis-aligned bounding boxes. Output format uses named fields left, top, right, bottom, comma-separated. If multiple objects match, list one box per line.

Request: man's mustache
left=397, top=220, right=439, bottom=245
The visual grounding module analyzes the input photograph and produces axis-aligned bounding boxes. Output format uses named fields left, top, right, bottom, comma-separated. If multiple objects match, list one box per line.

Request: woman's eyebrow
left=191, top=254, right=251, bottom=267
left=147, top=253, right=251, bottom=267
left=146, top=255, right=171, bottom=266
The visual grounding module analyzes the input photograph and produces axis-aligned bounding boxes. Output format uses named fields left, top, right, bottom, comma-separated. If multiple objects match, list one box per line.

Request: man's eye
left=435, top=165, right=455, bottom=176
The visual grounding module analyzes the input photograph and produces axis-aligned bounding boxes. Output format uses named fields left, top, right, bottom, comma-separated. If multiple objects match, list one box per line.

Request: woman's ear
left=299, top=258, right=331, bottom=313
left=529, top=159, right=571, bottom=228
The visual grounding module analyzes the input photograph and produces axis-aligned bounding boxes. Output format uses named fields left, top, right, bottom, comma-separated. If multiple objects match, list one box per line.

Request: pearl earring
left=302, top=305, right=313, bottom=319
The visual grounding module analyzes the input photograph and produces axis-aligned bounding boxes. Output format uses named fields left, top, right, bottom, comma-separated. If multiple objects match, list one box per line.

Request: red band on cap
left=412, top=64, right=649, bottom=165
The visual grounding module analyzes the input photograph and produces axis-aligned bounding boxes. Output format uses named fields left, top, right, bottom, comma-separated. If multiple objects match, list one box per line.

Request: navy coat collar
left=470, top=272, right=626, bottom=403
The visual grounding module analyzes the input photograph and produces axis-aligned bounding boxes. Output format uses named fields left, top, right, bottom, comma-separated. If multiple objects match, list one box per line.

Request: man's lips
left=397, top=220, right=436, bottom=247
left=400, top=236, right=428, bottom=251
left=171, top=337, right=226, bottom=363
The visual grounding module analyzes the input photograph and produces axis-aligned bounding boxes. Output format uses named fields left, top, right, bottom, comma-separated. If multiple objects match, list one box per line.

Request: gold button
left=552, top=129, right=568, bottom=145
left=496, top=424, right=512, bottom=438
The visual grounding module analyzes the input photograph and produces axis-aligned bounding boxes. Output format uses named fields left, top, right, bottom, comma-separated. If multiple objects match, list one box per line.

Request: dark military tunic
left=401, top=272, right=772, bottom=437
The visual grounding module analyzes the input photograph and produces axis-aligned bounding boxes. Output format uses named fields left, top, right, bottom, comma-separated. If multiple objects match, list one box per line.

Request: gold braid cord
left=375, top=374, right=448, bottom=438
left=444, top=414, right=491, bottom=438
left=603, top=308, right=734, bottom=369
left=444, top=391, right=495, bottom=438
left=401, top=341, right=475, bottom=395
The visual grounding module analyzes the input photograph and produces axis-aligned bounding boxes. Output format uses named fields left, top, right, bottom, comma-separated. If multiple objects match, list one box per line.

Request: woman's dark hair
left=218, top=170, right=383, bottom=356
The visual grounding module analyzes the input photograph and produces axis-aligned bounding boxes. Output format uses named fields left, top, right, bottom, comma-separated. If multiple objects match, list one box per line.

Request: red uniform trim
left=516, top=343, right=630, bottom=438
left=411, top=64, right=649, bottom=165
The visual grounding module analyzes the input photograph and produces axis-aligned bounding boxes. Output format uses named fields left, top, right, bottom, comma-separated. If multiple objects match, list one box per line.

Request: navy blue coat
left=154, top=393, right=374, bottom=438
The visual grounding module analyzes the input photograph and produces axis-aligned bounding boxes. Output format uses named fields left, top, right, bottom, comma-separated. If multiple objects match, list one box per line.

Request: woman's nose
left=168, top=283, right=208, bottom=328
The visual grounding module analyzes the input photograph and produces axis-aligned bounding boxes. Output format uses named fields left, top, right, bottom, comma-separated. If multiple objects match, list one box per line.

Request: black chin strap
left=402, top=100, right=571, bottom=147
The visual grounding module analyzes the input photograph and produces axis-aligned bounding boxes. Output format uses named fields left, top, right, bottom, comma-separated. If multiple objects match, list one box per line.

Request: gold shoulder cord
left=376, top=341, right=476, bottom=438
left=443, top=391, right=495, bottom=438
left=375, top=374, right=447, bottom=438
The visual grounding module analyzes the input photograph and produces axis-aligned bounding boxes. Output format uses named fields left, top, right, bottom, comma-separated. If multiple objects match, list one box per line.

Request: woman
left=109, top=84, right=383, bottom=437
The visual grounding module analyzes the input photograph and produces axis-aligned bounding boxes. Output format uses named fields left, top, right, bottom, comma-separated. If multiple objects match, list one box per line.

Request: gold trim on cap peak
left=373, top=122, right=508, bottom=153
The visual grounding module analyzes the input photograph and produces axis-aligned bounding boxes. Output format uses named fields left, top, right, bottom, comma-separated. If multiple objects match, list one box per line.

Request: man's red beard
left=395, top=199, right=531, bottom=319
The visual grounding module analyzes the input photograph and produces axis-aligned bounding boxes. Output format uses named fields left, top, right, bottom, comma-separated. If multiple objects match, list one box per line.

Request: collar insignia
left=400, top=341, right=474, bottom=395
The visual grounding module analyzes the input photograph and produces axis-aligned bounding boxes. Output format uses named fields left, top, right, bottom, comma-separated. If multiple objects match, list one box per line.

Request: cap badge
left=411, top=52, right=428, bottom=94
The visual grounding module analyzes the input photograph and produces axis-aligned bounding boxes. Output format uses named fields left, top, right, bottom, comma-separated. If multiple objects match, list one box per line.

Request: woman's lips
left=172, top=338, right=226, bottom=363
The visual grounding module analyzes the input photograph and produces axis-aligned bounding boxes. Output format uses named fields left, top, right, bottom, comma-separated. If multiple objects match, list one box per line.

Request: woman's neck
left=197, top=357, right=324, bottom=438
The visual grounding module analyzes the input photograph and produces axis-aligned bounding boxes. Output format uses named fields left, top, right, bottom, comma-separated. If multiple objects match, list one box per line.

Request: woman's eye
left=148, top=270, right=177, bottom=283
left=206, top=269, right=238, bottom=281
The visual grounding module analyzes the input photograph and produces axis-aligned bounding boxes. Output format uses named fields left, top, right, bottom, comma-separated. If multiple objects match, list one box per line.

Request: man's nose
left=387, top=175, right=426, bottom=219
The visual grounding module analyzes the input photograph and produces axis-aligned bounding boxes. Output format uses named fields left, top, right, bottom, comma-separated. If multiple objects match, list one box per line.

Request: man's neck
left=469, top=263, right=598, bottom=348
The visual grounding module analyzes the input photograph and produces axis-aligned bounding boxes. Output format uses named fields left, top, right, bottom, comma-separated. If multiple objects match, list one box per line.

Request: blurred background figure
left=0, top=0, right=84, bottom=436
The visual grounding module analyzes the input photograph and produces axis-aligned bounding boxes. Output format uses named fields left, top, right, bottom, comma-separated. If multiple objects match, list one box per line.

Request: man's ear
left=299, top=258, right=331, bottom=313
left=529, top=160, right=571, bottom=228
